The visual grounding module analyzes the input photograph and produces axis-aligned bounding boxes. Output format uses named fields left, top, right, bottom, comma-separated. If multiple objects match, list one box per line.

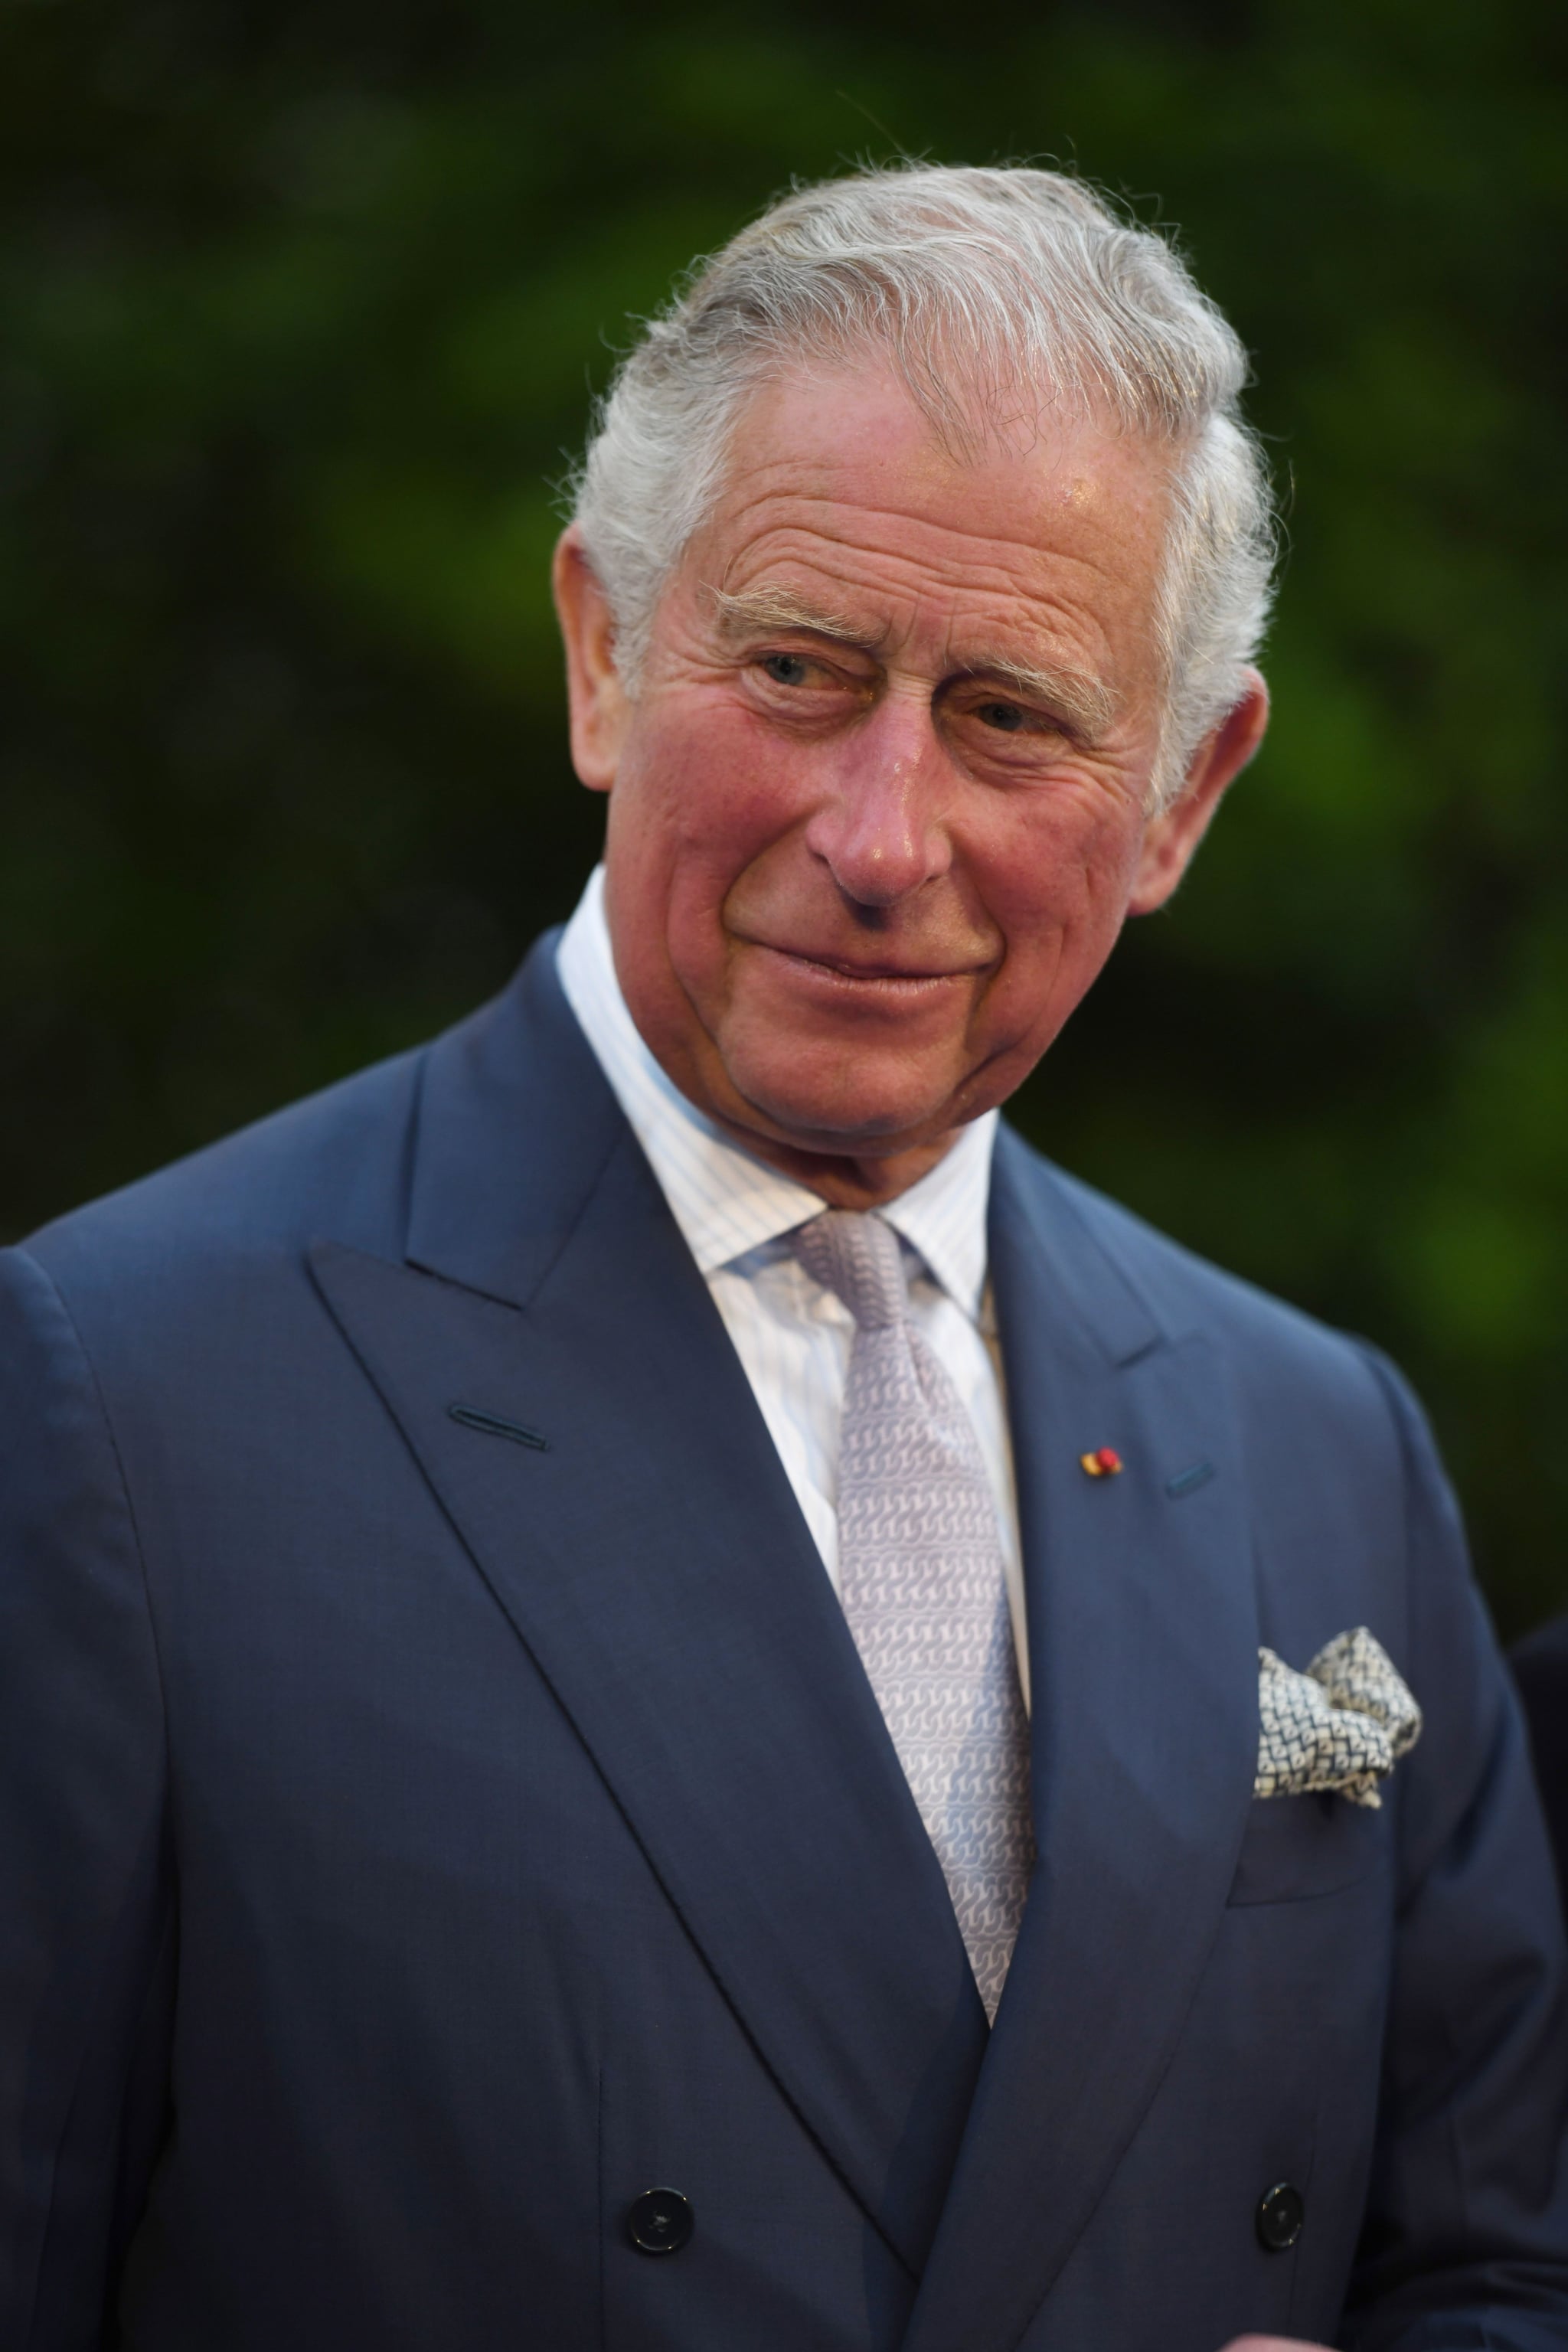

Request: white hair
left=571, top=162, right=1276, bottom=809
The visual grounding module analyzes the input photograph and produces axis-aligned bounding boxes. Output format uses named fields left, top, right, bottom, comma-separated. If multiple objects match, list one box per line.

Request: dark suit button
left=627, top=2187, right=693, bottom=2256
left=1256, top=2181, right=1305, bottom=2251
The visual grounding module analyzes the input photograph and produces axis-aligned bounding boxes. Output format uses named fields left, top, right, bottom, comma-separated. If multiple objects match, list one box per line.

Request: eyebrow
left=706, top=581, right=1120, bottom=741
left=707, top=582, right=884, bottom=652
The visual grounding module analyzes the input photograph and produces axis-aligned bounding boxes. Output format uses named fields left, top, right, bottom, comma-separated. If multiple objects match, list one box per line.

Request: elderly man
left=2, top=165, right=1564, bottom=2352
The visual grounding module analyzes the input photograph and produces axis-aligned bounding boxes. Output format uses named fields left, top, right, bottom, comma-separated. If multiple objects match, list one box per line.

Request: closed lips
left=749, top=941, right=983, bottom=984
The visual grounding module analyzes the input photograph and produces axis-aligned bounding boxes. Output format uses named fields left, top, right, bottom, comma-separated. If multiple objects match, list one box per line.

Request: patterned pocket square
left=1256, top=1627, right=1422, bottom=1808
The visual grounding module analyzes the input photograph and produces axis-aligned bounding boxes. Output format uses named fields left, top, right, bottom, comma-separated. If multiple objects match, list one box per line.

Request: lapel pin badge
left=1079, top=1446, right=1124, bottom=1479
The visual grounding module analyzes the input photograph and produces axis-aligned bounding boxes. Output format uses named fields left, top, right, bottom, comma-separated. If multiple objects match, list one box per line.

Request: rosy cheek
left=645, top=701, right=795, bottom=840
left=975, top=802, right=1139, bottom=975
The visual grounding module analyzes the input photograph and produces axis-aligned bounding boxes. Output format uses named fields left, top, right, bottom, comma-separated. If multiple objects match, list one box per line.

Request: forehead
left=688, top=361, right=1172, bottom=678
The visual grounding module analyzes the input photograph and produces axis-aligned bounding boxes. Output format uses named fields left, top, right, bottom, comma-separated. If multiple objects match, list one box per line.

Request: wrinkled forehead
left=683, top=358, right=1175, bottom=684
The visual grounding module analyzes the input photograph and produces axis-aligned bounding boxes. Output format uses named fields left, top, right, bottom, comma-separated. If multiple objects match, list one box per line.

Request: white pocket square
left=1256, top=1627, right=1422, bottom=1808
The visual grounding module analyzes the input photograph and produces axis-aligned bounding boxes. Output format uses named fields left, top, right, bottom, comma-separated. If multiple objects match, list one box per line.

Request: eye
left=760, top=652, right=812, bottom=687
left=977, top=700, right=1027, bottom=733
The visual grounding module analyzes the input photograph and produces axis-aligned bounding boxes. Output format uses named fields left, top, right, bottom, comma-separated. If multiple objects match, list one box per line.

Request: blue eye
left=762, top=652, right=810, bottom=686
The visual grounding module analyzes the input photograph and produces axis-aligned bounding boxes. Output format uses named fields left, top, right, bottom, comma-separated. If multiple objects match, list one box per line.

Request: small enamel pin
left=1079, top=1446, right=1123, bottom=1478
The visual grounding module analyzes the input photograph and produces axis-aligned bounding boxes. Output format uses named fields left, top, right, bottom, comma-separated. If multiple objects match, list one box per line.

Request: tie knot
left=792, top=1210, right=907, bottom=1331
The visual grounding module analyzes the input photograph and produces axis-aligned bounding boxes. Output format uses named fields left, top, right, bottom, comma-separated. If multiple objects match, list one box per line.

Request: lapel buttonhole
left=447, top=1402, right=549, bottom=1452
left=1165, top=1459, right=1217, bottom=1501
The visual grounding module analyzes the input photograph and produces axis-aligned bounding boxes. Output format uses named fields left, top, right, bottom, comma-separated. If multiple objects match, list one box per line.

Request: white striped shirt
left=556, top=867, right=1029, bottom=1707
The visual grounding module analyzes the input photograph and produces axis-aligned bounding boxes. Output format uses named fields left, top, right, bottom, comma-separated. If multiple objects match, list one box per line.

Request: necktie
left=793, top=1209, right=1034, bottom=2023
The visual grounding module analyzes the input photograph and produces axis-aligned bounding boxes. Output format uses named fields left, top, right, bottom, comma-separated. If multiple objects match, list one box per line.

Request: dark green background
left=4, top=0, right=1564, bottom=1632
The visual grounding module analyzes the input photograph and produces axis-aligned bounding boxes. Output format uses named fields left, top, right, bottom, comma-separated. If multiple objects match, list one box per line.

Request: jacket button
left=1256, top=2181, right=1305, bottom=2252
left=627, top=2187, right=694, bottom=2256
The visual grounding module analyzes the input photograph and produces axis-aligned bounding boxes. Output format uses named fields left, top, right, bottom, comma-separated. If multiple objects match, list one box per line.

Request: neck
left=703, top=1109, right=961, bottom=1210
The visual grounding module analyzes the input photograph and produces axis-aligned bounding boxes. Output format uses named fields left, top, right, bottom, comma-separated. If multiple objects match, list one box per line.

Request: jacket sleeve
left=0, top=1246, right=175, bottom=2350
left=1341, top=1346, right=1568, bottom=2350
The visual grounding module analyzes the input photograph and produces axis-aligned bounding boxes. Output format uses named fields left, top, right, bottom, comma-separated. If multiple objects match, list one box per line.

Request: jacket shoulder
left=1004, top=1136, right=1456, bottom=1684
left=1012, top=1134, right=1378, bottom=1398
left=1000, top=1132, right=1421, bottom=1570
left=20, top=1037, right=430, bottom=1296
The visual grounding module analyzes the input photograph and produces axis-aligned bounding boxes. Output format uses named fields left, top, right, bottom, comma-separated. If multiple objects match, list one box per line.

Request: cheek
left=983, top=782, right=1144, bottom=965
left=616, top=697, right=813, bottom=870
left=606, top=697, right=820, bottom=997
left=959, top=786, right=1145, bottom=1080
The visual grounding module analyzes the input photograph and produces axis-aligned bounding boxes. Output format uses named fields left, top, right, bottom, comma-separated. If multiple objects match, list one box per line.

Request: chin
left=726, top=1057, right=958, bottom=1157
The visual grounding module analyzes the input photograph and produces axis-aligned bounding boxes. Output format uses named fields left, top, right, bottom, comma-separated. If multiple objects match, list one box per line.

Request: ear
left=552, top=524, right=633, bottom=793
left=1127, top=670, right=1270, bottom=916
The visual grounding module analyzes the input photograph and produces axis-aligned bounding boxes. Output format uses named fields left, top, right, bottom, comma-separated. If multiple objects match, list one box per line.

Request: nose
left=802, top=699, right=952, bottom=910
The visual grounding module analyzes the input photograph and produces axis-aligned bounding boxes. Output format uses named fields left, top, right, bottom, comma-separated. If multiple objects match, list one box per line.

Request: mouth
left=746, top=940, right=985, bottom=996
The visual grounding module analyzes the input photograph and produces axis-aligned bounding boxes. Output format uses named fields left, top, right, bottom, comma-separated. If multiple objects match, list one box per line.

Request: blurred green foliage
left=2, top=0, right=1565, bottom=1631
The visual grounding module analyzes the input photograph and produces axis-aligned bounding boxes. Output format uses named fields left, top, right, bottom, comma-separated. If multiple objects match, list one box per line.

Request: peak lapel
left=902, top=1136, right=1260, bottom=2352
left=312, top=942, right=988, bottom=2277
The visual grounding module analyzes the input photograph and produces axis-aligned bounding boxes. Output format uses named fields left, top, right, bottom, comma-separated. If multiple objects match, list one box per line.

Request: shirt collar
left=555, top=865, right=996, bottom=1321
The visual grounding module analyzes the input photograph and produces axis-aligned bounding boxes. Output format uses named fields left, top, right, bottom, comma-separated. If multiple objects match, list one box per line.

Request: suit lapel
left=902, top=1132, right=1260, bottom=2352
left=311, top=941, right=988, bottom=2278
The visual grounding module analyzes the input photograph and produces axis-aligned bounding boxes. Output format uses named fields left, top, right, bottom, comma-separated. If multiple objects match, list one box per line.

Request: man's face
left=555, top=362, right=1266, bottom=1200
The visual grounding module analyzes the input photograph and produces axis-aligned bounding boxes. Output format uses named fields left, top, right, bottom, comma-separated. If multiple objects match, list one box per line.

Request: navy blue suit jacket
left=3, top=935, right=1567, bottom=2350
left=1512, top=1621, right=1568, bottom=1906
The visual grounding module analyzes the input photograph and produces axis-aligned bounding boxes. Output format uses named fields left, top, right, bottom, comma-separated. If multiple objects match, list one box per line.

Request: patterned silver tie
left=794, top=1209, right=1034, bottom=2022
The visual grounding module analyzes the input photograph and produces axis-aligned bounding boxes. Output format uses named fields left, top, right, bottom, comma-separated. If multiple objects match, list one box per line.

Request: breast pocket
left=1228, top=1789, right=1390, bottom=1906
